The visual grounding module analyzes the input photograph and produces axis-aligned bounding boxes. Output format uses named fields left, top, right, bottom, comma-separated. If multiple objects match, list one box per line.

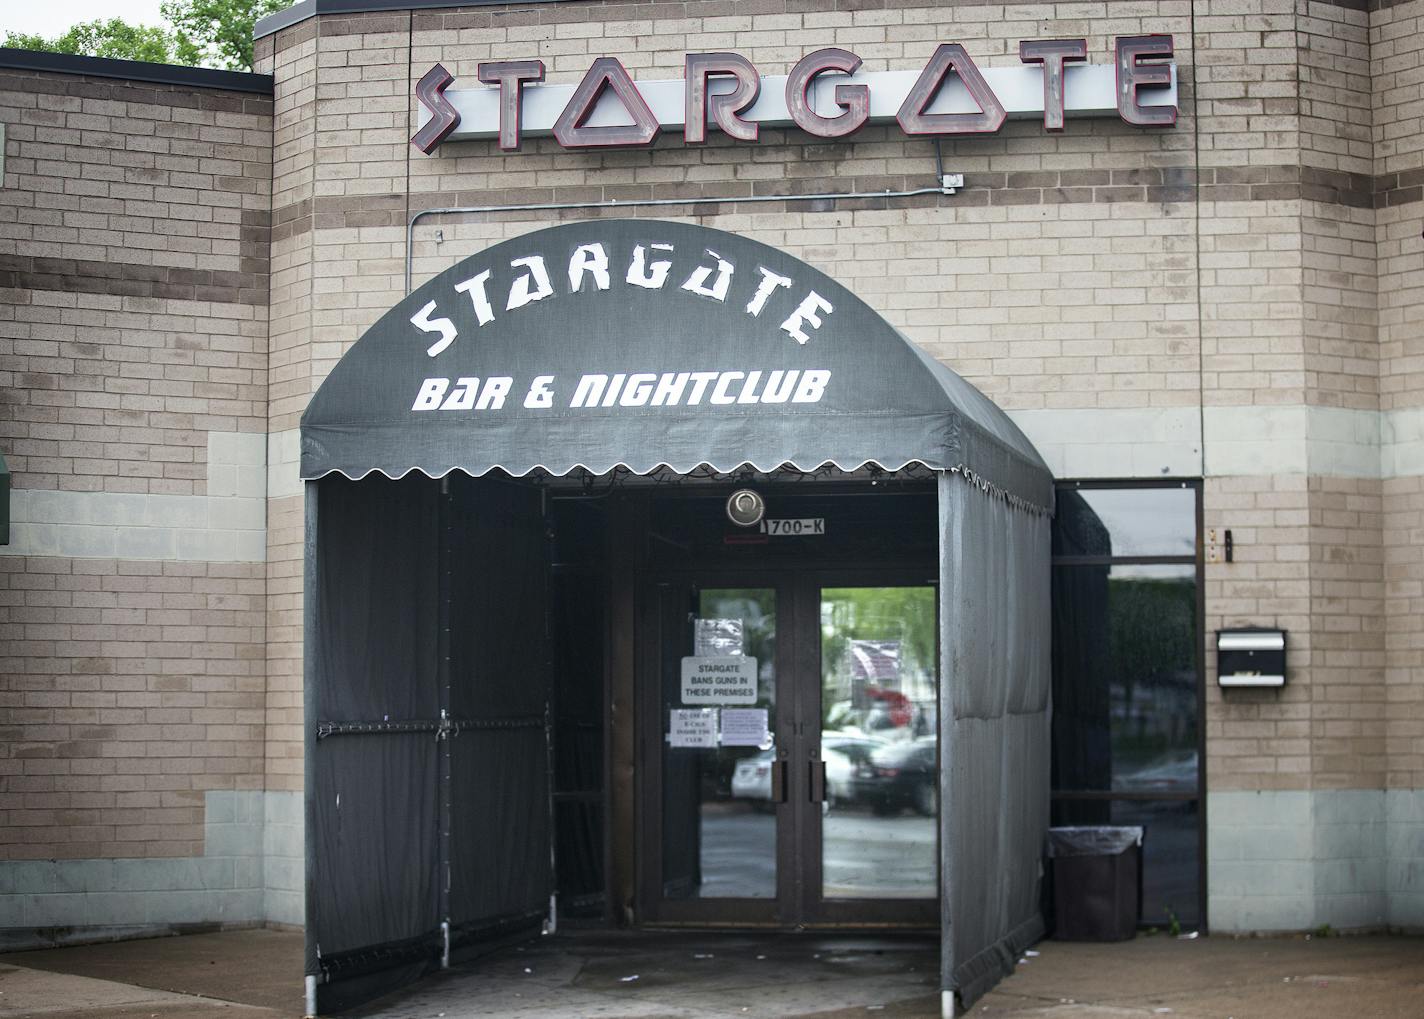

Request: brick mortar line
left=0, top=69, right=273, bottom=114
left=0, top=242, right=271, bottom=308
left=263, top=162, right=1424, bottom=237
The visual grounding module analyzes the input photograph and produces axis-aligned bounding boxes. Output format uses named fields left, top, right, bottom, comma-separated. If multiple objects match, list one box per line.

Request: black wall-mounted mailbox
left=1216, top=628, right=1286, bottom=688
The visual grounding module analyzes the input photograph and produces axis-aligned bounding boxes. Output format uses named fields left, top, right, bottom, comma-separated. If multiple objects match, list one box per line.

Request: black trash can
left=1047, top=826, right=1143, bottom=941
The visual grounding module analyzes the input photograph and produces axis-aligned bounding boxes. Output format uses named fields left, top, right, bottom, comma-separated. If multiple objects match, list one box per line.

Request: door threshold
left=639, top=921, right=938, bottom=933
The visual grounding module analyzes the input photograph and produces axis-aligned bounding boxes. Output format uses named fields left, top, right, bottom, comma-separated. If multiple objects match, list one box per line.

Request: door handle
left=809, top=760, right=827, bottom=803
left=770, top=760, right=787, bottom=803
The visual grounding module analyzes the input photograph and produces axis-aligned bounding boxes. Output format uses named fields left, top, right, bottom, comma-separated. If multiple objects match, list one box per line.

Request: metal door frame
left=634, top=564, right=940, bottom=930
left=636, top=568, right=798, bottom=926
left=793, top=569, right=940, bottom=928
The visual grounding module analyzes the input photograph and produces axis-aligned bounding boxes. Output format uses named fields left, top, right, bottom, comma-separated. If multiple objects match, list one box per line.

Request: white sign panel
left=667, top=708, right=719, bottom=748
left=720, top=707, right=772, bottom=748
left=681, top=656, right=758, bottom=704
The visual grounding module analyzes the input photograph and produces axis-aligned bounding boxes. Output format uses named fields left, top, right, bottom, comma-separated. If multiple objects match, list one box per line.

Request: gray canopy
left=300, top=219, right=1053, bottom=1017
left=300, top=219, right=1051, bottom=512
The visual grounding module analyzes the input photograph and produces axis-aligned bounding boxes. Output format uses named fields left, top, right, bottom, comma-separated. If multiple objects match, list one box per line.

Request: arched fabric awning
left=300, top=219, right=1052, bottom=512
left=300, top=220, right=1053, bottom=1019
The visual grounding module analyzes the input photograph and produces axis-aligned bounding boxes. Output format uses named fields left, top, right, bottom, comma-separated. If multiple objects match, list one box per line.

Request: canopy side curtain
left=306, top=474, right=552, bottom=1015
left=937, top=473, right=1052, bottom=1016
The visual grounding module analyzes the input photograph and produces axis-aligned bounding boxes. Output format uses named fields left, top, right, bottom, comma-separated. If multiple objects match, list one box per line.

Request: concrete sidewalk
left=0, top=927, right=1420, bottom=1018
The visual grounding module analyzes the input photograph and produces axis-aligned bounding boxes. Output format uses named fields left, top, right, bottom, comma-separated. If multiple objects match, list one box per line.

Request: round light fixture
left=726, top=488, right=765, bottom=528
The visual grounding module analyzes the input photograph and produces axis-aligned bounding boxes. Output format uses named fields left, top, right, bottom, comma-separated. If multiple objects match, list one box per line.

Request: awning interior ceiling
left=299, top=220, right=1053, bottom=511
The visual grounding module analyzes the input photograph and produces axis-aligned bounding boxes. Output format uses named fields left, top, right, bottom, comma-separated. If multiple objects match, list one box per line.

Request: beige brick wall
left=256, top=26, right=317, bottom=796
left=245, top=0, right=1424, bottom=809
left=1192, top=0, right=1299, bottom=168
left=1204, top=475, right=1312, bottom=790
left=260, top=23, right=318, bottom=435
left=1298, top=1, right=1373, bottom=175
left=0, top=71, right=271, bottom=495
left=0, top=0, right=1418, bottom=934
left=1384, top=474, right=1424, bottom=788
left=1197, top=195, right=1305, bottom=408
left=1374, top=1, right=1424, bottom=794
left=1305, top=475, right=1387, bottom=789
left=0, top=0, right=1395, bottom=876
left=0, top=67, right=272, bottom=862
left=1301, top=200, right=1378, bottom=411
left=263, top=493, right=303, bottom=792
left=0, top=556, right=265, bottom=859
left=1371, top=0, right=1424, bottom=174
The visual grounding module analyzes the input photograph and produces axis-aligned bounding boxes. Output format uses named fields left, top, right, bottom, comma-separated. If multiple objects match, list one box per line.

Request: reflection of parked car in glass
left=1111, top=751, right=1198, bottom=793
left=731, top=749, right=775, bottom=803
left=852, top=736, right=938, bottom=816
left=823, top=734, right=886, bottom=805
left=729, top=733, right=887, bottom=806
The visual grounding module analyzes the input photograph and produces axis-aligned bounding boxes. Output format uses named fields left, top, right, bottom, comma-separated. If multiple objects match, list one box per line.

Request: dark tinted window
left=1051, top=482, right=1202, bottom=930
left=1052, top=565, right=1198, bottom=793
left=1054, top=486, right=1195, bottom=558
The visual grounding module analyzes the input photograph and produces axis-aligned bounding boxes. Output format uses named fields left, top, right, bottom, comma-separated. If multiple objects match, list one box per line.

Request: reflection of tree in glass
left=699, top=590, right=776, bottom=708
left=1108, top=577, right=1196, bottom=771
left=821, top=588, right=936, bottom=730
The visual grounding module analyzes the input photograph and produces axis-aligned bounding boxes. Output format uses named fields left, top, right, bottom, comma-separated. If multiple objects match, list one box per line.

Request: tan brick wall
left=1384, top=474, right=1424, bottom=788
left=261, top=22, right=318, bottom=435
left=0, top=0, right=1418, bottom=929
left=1204, top=475, right=1312, bottom=790
left=1197, top=195, right=1305, bottom=408
left=264, top=494, right=303, bottom=792
left=0, top=71, right=271, bottom=495
left=1298, top=1, right=1373, bottom=175
left=258, top=24, right=318, bottom=796
left=0, top=556, right=265, bottom=859
left=1377, top=205, right=1424, bottom=412
left=405, top=201, right=1203, bottom=416
left=1301, top=200, right=1378, bottom=411
left=396, top=0, right=1204, bottom=416
left=1192, top=0, right=1299, bottom=169
left=1373, top=1, right=1424, bottom=794
left=1305, top=475, right=1386, bottom=789
left=245, top=0, right=1424, bottom=807
left=312, top=16, right=412, bottom=400
left=1371, top=0, right=1424, bottom=175
left=0, top=68, right=272, bottom=862
left=1203, top=473, right=1384, bottom=794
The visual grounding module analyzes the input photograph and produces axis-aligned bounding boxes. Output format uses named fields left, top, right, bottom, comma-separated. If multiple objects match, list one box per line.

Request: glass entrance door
left=640, top=574, right=938, bottom=927
left=802, top=582, right=939, bottom=925
left=641, top=578, right=791, bottom=924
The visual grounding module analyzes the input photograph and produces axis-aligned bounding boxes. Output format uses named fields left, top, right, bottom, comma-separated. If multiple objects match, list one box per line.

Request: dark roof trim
left=256, top=0, right=572, bottom=39
left=0, top=48, right=273, bottom=94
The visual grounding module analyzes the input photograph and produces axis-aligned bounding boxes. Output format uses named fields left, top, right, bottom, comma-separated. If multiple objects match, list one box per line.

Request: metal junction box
left=1216, top=628, right=1286, bottom=688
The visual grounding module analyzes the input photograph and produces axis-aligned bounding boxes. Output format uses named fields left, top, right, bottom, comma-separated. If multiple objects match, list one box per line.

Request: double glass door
left=640, top=573, right=938, bottom=927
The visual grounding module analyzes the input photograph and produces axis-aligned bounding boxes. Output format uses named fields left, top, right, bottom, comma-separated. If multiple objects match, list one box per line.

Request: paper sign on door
left=680, top=656, right=758, bottom=704
left=720, top=707, right=771, bottom=748
left=667, top=708, right=719, bottom=748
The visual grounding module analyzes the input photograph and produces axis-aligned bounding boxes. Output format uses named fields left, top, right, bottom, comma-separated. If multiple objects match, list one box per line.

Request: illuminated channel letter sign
left=412, top=36, right=1176, bottom=153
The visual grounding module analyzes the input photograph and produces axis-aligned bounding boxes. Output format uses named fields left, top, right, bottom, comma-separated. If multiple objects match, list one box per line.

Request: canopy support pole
left=302, top=480, right=321, bottom=1015
left=437, top=479, right=453, bottom=968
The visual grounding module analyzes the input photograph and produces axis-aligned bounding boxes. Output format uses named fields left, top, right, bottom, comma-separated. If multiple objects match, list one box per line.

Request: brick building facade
left=1, top=0, right=1421, bottom=961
